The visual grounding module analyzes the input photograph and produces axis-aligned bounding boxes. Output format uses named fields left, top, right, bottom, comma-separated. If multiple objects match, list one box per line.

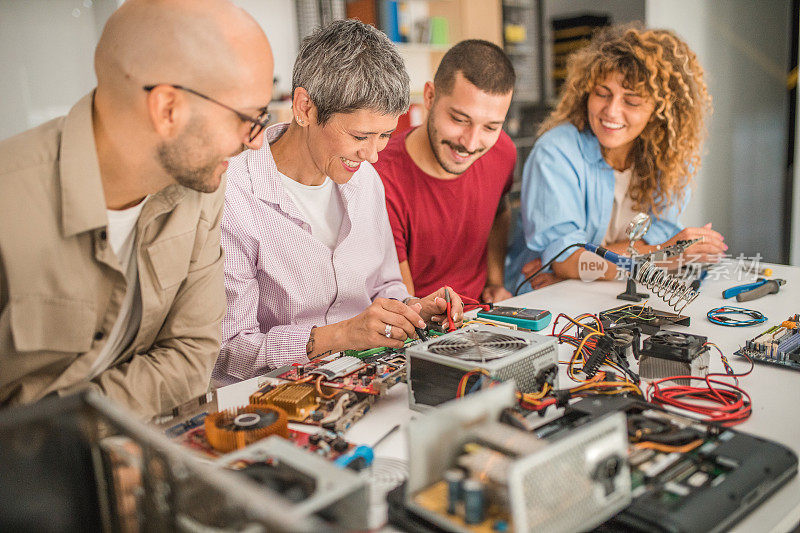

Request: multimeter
left=476, top=306, right=552, bottom=331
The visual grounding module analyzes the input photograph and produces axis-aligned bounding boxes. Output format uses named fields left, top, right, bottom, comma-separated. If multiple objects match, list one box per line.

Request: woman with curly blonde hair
left=506, top=25, right=727, bottom=291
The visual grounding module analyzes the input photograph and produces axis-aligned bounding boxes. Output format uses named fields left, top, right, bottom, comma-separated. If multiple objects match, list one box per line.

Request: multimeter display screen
left=482, top=307, right=550, bottom=321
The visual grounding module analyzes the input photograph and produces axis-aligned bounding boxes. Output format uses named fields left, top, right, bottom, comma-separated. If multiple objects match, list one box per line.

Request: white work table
left=219, top=263, right=800, bottom=532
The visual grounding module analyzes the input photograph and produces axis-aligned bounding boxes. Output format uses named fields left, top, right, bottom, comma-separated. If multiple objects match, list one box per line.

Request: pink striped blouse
left=212, top=123, right=410, bottom=386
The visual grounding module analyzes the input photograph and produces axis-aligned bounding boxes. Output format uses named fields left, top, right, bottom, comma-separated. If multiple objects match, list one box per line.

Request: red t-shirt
left=374, top=129, right=516, bottom=301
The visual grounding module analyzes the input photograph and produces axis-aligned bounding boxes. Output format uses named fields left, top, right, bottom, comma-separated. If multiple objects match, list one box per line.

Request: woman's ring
left=384, top=324, right=392, bottom=338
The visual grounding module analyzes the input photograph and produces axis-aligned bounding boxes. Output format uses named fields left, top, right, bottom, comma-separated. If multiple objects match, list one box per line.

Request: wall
left=0, top=0, right=296, bottom=143
left=0, top=0, right=112, bottom=141
left=646, top=0, right=792, bottom=263
left=542, top=0, right=646, bottom=102
left=233, top=0, right=297, bottom=99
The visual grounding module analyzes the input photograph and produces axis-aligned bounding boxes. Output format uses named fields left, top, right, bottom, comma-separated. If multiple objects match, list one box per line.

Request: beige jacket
left=0, top=93, right=225, bottom=417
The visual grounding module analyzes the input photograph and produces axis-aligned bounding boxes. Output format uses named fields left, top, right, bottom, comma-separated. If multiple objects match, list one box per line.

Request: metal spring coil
left=633, top=260, right=700, bottom=313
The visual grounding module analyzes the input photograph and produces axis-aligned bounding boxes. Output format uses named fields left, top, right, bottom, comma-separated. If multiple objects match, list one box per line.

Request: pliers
left=722, top=278, right=786, bottom=302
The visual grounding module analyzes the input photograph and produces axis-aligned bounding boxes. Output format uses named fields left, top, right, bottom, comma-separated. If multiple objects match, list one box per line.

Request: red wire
left=519, top=397, right=557, bottom=411
left=445, top=295, right=454, bottom=332
left=646, top=351, right=755, bottom=426
left=458, top=294, right=491, bottom=312
left=464, top=303, right=491, bottom=312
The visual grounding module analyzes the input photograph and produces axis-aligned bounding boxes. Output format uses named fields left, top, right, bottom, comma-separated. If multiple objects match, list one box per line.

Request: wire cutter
left=722, top=278, right=786, bottom=302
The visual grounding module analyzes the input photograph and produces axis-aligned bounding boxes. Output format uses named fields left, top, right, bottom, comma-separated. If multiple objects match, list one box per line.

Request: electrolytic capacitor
left=462, top=478, right=485, bottom=524
left=443, top=469, right=464, bottom=515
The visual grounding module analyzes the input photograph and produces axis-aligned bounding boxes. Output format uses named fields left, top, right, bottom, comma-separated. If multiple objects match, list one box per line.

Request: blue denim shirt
left=505, top=123, right=685, bottom=294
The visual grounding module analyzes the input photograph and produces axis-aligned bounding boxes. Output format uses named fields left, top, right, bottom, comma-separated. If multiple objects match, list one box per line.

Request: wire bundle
left=451, top=307, right=754, bottom=427
left=707, top=306, right=767, bottom=327
left=512, top=312, right=643, bottom=412
left=459, top=294, right=491, bottom=313
left=453, top=311, right=643, bottom=415
left=646, top=342, right=754, bottom=426
left=627, top=414, right=704, bottom=453
left=603, top=302, right=659, bottom=324
left=454, top=367, right=639, bottom=413
left=550, top=313, right=637, bottom=383
left=456, top=368, right=492, bottom=398
left=517, top=372, right=641, bottom=413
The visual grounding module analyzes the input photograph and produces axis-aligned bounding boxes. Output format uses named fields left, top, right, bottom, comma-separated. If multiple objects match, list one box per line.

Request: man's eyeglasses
left=143, top=84, right=270, bottom=142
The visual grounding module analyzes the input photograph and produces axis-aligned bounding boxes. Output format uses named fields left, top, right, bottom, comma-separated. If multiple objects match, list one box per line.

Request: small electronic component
left=250, top=382, right=318, bottom=419
left=638, top=330, right=709, bottom=385
left=444, top=469, right=463, bottom=515
left=734, top=313, right=800, bottom=371
left=309, top=355, right=364, bottom=379
left=461, top=479, right=485, bottom=525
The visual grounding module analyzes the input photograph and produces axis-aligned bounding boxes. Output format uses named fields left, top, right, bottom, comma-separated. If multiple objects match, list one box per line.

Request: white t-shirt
left=279, top=174, right=344, bottom=249
left=603, top=167, right=640, bottom=246
left=88, top=197, right=148, bottom=379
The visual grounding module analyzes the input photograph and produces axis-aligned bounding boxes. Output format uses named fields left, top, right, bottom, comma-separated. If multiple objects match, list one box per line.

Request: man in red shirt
left=374, top=40, right=516, bottom=303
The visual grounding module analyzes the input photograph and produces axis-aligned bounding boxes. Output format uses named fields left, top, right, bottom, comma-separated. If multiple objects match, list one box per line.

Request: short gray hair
left=292, top=19, right=410, bottom=125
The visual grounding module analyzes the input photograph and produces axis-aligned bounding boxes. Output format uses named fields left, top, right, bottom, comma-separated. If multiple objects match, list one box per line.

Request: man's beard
left=426, top=117, right=483, bottom=176
left=156, top=116, right=244, bottom=193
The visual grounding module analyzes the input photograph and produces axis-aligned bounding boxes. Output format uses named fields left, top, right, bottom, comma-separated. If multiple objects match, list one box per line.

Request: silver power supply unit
left=405, top=324, right=558, bottom=411
left=405, top=383, right=632, bottom=533
left=0, top=391, right=330, bottom=532
left=216, top=436, right=369, bottom=531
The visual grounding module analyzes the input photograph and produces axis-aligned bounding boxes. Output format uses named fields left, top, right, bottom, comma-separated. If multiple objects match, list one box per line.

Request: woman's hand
left=407, top=286, right=465, bottom=330
left=521, top=258, right=564, bottom=289
left=481, top=284, right=512, bottom=303
left=309, top=291, right=464, bottom=357
left=660, top=223, right=727, bottom=263
left=330, top=298, right=428, bottom=352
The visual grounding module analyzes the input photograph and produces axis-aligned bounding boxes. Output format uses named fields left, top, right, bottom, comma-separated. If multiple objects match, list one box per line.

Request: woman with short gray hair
left=213, top=19, right=463, bottom=385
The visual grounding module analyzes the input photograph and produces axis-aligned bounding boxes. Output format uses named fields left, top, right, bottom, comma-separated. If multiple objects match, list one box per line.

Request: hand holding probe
left=444, top=288, right=455, bottom=332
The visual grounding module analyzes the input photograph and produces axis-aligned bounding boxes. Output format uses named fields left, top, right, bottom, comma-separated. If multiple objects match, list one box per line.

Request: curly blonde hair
left=540, top=25, right=712, bottom=215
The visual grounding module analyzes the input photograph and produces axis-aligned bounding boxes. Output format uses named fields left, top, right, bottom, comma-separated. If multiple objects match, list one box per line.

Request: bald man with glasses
left=0, top=0, right=274, bottom=417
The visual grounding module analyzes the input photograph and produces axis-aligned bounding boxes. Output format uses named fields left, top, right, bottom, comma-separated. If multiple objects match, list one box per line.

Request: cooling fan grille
left=651, top=332, right=694, bottom=347
left=427, top=330, right=529, bottom=362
